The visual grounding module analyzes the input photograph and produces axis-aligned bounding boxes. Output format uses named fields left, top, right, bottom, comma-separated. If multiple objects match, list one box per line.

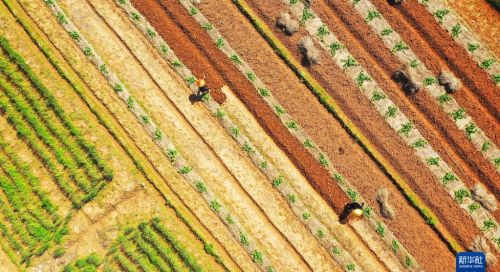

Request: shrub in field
left=438, top=70, right=462, bottom=93
left=299, top=37, right=320, bottom=65
left=471, top=183, right=497, bottom=212
left=376, top=188, right=395, bottom=219
left=276, top=13, right=299, bottom=35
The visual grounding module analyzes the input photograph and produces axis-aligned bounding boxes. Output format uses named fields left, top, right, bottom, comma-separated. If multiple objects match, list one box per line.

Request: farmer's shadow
left=189, top=94, right=201, bottom=104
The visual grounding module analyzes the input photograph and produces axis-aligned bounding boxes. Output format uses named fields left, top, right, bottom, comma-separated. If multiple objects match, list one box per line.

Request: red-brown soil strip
left=393, top=0, right=500, bottom=118
left=130, top=0, right=351, bottom=215
left=196, top=0, right=461, bottom=270
left=245, top=0, right=487, bottom=260
left=321, top=0, right=500, bottom=207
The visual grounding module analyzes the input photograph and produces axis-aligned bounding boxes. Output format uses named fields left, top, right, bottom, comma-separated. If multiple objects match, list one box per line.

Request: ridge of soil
left=246, top=0, right=487, bottom=264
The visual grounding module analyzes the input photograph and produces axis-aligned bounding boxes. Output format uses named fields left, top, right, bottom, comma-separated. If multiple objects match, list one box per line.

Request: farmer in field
left=196, top=78, right=210, bottom=100
left=339, top=202, right=364, bottom=224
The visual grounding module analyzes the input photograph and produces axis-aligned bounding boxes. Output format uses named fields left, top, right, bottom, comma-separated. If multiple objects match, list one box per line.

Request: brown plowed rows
left=129, top=0, right=351, bottom=216
left=320, top=0, right=500, bottom=214
left=246, top=0, right=485, bottom=258
left=195, top=0, right=459, bottom=270
left=368, top=0, right=500, bottom=121
left=366, top=0, right=500, bottom=196
left=394, top=1, right=500, bottom=118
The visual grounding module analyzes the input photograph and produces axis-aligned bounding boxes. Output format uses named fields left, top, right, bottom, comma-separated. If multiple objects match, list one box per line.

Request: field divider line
left=166, top=0, right=416, bottom=270
left=283, top=0, right=500, bottom=253
left=233, top=0, right=466, bottom=263
left=116, top=0, right=375, bottom=270
left=417, top=0, right=499, bottom=85
left=3, top=0, right=237, bottom=269
left=42, top=1, right=275, bottom=271
left=349, top=0, right=500, bottom=172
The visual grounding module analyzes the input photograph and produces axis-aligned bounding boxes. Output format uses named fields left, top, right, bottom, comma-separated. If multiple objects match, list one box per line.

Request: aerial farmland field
left=0, top=0, right=497, bottom=271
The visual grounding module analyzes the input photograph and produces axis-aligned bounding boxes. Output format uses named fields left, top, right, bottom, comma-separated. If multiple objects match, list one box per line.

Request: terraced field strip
left=113, top=0, right=369, bottom=270
left=103, top=218, right=203, bottom=272
left=279, top=0, right=500, bottom=252
left=417, top=0, right=499, bottom=85
left=232, top=0, right=467, bottom=258
left=349, top=0, right=500, bottom=173
left=0, top=36, right=113, bottom=265
left=2, top=0, right=237, bottom=269
left=41, top=1, right=275, bottom=270
left=172, top=0, right=422, bottom=270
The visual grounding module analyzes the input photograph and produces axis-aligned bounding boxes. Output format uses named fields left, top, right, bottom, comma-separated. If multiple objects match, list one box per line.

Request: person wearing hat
left=339, top=202, right=364, bottom=224
left=196, top=78, right=210, bottom=99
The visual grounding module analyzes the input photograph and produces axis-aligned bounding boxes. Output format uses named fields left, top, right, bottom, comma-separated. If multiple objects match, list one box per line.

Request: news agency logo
left=456, top=252, right=486, bottom=272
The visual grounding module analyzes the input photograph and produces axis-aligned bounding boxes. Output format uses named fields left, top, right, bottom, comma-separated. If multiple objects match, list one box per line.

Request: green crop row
left=0, top=36, right=113, bottom=182
left=151, top=217, right=203, bottom=271
left=0, top=93, right=82, bottom=206
left=104, top=218, right=204, bottom=272
left=131, top=232, right=173, bottom=271
left=0, top=151, right=56, bottom=232
left=63, top=252, right=103, bottom=272
left=0, top=78, right=94, bottom=195
left=0, top=139, right=59, bottom=221
left=0, top=59, right=103, bottom=189
left=138, top=223, right=185, bottom=271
